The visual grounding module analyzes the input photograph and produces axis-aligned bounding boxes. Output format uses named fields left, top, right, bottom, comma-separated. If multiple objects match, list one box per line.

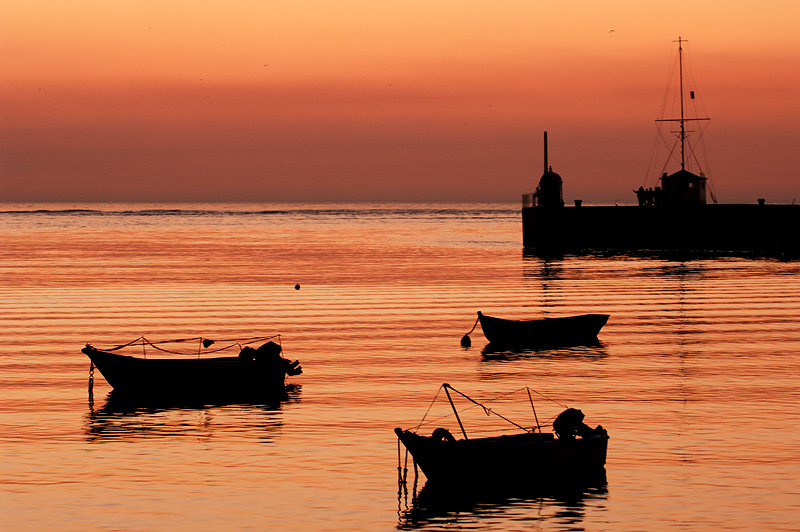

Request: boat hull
left=395, top=429, right=608, bottom=485
left=478, top=312, right=609, bottom=346
left=84, top=346, right=288, bottom=399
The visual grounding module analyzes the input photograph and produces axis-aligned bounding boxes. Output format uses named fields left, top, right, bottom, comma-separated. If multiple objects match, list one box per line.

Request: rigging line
left=414, top=403, right=496, bottom=430
left=687, top=144, right=704, bottom=173
left=414, top=412, right=459, bottom=429
left=453, top=384, right=567, bottom=410
left=693, top=132, right=717, bottom=203
left=680, top=41, right=709, bottom=114
left=215, top=334, right=281, bottom=344
left=99, top=335, right=279, bottom=355
left=682, top=124, right=710, bottom=175
left=140, top=336, right=204, bottom=345
left=140, top=342, right=200, bottom=356
left=527, top=387, right=542, bottom=432
left=444, top=384, right=532, bottom=432
left=421, top=412, right=561, bottom=435
left=143, top=341, right=243, bottom=356
left=643, top=131, right=662, bottom=187
left=199, top=336, right=282, bottom=354
left=105, top=336, right=146, bottom=351
left=414, top=387, right=524, bottom=430
left=444, top=384, right=469, bottom=438
left=658, top=140, right=679, bottom=177
left=415, top=385, right=567, bottom=431
left=412, top=385, right=444, bottom=432
left=145, top=334, right=279, bottom=346
left=525, top=386, right=568, bottom=408
left=655, top=122, right=681, bottom=167
left=693, top=126, right=712, bottom=172
left=413, top=394, right=507, bottom=428
left=645, top=123, right=681, bottom=187
left=657, top=50, right=680, bottom=122
left=468, top=426, right=539, bottom=436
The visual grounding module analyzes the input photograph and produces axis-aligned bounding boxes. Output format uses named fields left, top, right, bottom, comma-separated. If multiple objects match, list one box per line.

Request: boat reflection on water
left=397, top=469, right=608, bottom=530
left=85, top=384, right=301, bottom=442
left=395, top=384, right=609, bottom=529
left=480, top=340, right=608, bottom=360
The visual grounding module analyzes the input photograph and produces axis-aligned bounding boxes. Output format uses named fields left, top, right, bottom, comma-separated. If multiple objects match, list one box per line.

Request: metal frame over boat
left=395, top=384, right=609, bottom=485
left=83, top=335, right=301, bottom=399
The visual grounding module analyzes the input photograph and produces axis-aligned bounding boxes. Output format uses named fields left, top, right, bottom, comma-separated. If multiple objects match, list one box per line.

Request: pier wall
left=522, top=204, right=799, bottom=256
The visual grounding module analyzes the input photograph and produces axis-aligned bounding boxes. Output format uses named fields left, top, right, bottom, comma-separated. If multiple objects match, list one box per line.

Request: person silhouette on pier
left=634, top=186, right=646, bottom=206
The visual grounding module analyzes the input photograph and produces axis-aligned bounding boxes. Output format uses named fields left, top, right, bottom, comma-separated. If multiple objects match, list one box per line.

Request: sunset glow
left=2, top=1, right=799, bottom=203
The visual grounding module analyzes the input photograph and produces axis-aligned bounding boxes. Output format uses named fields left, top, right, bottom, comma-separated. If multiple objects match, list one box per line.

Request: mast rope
left=411, top=385, right=444, bottom=431
left=411, top=384, right=567, bottom=433
left=95, top=335, right=281, bottom=356
left=645, top=37, right=713, bottom=193
left=87, top=361, right=94, bottom=410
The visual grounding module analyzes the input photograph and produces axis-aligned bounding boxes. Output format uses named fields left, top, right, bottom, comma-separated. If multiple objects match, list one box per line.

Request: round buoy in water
left=294, top=284, right=300, bottom=290
left=460, top=334, right=471, bottom=347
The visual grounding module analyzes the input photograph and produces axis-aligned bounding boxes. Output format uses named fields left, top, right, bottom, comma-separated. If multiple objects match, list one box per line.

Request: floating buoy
left=460, top=313, right=480, bottom=347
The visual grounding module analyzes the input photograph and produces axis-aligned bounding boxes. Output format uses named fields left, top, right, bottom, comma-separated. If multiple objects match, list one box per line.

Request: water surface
left=1, top=203, right=799, bottom=531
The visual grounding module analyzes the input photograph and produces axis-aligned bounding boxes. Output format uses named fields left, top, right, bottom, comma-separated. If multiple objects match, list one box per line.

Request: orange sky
left=2, top=1, right=799, bottom=203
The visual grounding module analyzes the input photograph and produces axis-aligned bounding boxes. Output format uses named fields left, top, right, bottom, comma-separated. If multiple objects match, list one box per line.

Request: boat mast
left=678, top=36, right=686, bottom=170
left=443, top=383, right=468, bottom=440
left=655, top=37, right=709, bottom=173
left=526, top=387, right=542, bottom=432
left=543, top=131, right=548, bottom=174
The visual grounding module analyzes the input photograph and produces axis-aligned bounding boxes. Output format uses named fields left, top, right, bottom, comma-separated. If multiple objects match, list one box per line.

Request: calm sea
left=1, top=203, right=799, bottom=531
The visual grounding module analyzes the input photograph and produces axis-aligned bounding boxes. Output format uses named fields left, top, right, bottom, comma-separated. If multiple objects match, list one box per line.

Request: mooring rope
left=460, top=314, right=480, bottom=346
left=396, top=439, right=410, bottom=487
left=87, top=361, right=94, bottom=410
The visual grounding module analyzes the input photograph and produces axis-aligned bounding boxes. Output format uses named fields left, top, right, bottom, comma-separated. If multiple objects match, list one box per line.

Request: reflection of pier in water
left=522, top=250, right=707, bottom=338
left=85, top=385, right=301, bottom=442
left=522, top=252, right=564, bottom=313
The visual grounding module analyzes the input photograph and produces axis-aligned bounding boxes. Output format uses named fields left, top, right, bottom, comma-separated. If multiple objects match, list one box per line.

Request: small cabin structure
left=661, top=169, right=707, bottom=206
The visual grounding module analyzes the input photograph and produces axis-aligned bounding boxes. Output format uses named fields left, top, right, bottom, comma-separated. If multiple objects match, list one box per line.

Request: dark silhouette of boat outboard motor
left=534, top=131, right=564, bottom=208
left=553, top=408, right=606, bottom=439
left=239, top=340, right=302, bottom=376
left=431, top=427, right=456, bottom=442
left=255, top=340, right=283, bottom=360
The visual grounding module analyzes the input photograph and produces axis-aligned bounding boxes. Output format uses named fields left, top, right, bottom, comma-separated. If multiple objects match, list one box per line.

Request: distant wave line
left=0, top=207, right=518, bottom=218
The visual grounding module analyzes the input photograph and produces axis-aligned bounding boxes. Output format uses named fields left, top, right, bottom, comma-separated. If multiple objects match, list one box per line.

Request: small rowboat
left=395, top=384, right=609, bottom=485
left=83, top=336, right=301, bottom=399
left=476, top=311, right=609, bottom=346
